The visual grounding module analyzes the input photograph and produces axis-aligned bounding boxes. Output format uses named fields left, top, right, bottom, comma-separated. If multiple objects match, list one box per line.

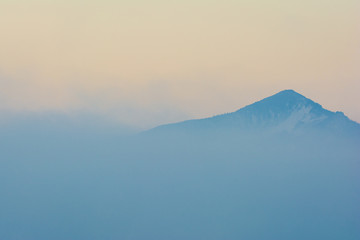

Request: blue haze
left=0, top=90, right=359, bottom=240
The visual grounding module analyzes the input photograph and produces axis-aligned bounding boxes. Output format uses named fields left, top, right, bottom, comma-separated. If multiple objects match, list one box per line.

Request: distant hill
left=147, top=90, right=360, bottom=137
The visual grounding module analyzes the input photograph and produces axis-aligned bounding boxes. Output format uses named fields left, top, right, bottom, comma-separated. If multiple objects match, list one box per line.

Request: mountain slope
left=148, top=90, right=360, bottom=137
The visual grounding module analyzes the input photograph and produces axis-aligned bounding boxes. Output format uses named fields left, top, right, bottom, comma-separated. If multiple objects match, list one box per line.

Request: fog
left=0, top=115, right=359, bottom=240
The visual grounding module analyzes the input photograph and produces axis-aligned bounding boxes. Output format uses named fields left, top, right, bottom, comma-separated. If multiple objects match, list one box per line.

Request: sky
left=0, top=0, right=359, bottom=128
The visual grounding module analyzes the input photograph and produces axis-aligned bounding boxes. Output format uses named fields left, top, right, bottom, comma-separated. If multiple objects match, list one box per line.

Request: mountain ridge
left=147, top=90, right=360, bottom=137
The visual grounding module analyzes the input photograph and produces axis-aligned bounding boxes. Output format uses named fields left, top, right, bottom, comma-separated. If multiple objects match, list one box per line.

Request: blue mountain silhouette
left=149, top=90, right=360, bottom=136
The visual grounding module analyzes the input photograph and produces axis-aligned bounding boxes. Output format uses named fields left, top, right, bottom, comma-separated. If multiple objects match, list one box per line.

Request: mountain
left=148, top=90, right=360, bottom=137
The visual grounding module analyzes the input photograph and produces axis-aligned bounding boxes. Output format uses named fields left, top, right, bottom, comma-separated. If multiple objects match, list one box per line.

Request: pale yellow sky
left=0, top=1, right=359, bottom=127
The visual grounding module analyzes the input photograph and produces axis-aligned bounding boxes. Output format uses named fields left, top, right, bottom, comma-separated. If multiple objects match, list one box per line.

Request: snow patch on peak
left=273, top=105, right=328, bottom=133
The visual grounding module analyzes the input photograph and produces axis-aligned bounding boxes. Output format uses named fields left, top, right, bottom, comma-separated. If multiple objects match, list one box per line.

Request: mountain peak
left=269, top=89, right=309, bottom=101
left=257, top=89, right=308, bottom=102
left=148, top=90, right=360, bottom=136
left=237, top=89, right=319, bottom=114
left=277, top=89, right=300, bottom=94
left=271, top=89, right=307, bottom=101
left=275, top=89, right=301, bottom=95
